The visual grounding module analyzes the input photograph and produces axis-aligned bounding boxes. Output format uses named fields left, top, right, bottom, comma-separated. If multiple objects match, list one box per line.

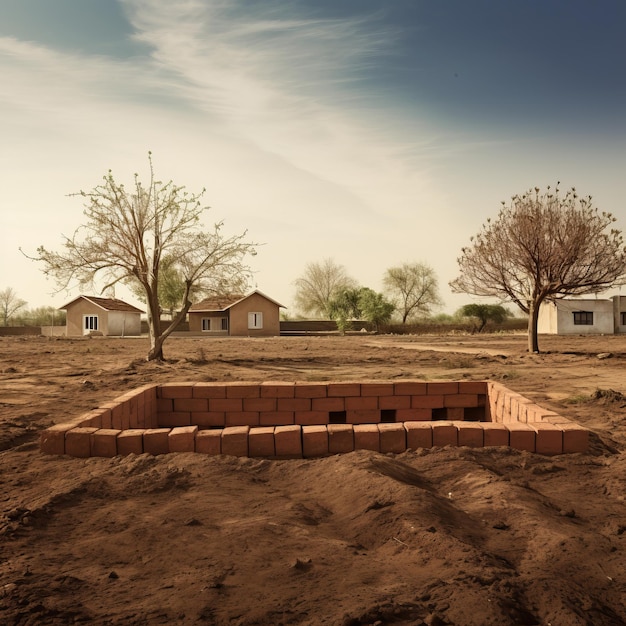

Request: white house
left=538, top=295, right=626, bottom=335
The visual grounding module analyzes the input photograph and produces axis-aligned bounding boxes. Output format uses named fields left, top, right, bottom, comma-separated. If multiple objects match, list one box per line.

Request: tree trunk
left=146, top=289, right=164, bottom=361
left=527, top=299, right=541, bottom=353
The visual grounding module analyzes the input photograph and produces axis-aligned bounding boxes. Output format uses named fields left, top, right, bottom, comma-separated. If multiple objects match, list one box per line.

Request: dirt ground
left=2, top=332, right=626, bottom=625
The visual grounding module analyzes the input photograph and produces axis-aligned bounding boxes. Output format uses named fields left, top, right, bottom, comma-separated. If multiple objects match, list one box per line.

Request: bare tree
left=383, top=262, right=442, bottom=323
left=27, top=154, right=256, bottom=360
left=293, top=258, right=357, bottom=318
left=0, top=287, right=27, bottom=326
left=450, top=184, right=626, bottom=352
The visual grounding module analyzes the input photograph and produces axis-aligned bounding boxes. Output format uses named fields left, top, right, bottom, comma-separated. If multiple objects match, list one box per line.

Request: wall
left=229, top=293, right=280, bottom=337
left=40, top=380, right=589, bottom=459
left=107, top=310, right=141, bottom=336
left=539, top=299, right=615, bottom=335
left=613, top=296, right=626, bottom=334
left=66, top=300, right=107, bottom=336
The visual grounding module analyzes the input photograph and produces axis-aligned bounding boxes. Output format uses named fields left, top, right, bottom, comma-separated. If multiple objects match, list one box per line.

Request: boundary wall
left=40, top=380, right=589, bottom=459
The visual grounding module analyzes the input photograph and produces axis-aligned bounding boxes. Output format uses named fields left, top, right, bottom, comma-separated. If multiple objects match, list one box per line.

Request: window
left=248, top=312, right=263, bottom=329
left=84, top=315, right=98, bottom=332
left=621, top=312, right=626, bottom=326
left=573, top=311, right=594, bottom=325
left=202, top=317, right=228, bottom=331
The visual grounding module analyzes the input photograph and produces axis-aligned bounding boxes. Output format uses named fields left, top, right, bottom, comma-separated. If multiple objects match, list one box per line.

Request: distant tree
left=383, top=262, right=442, bottom=323
left=450, top=184, right=626, bottom=352
left=27, top=154, right=256, bottom=360
left=14, top=306, right=66, bottom=327
left=328, top=287, right=362, bottom=335
left=457, top=303, right=512, bottom=333
left=0, top=287, right=27, bottom=326
left=357, top=287, right=395, bottom=331
left=293, top=258, right=357, bottom=318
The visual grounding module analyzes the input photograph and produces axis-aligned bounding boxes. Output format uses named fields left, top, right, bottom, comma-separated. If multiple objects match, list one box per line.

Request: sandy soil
left=1, top=332, right=626, bottom=625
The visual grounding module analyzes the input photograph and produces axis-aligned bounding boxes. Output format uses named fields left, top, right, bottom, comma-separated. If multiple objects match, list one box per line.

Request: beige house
left=61, top=296, right=144, bottom=337
left=538, top=295, right=626, bottom=335
left=188, top=290, right=283, bottom=337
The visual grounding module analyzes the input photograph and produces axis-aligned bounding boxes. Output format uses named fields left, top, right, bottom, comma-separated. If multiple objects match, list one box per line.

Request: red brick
left=157, top=411, right=191, bottom=427
left=327, top=382, right=360, bottom=397
left=404, top=422, right=433, bottom=449
left=243, top=398, right=277, bottom=412
left=249, top=427, right=275, bottom=457
left=346, top=409, right=380, bottom=424
left=428, top=382, right=459, bottom=395
left=481, top=423, right=509, bottom=447
left=412, top=395, right=444, bottom=409
left=157, top=398, right=173, bottom=413
left=457, top=423, right=484, bottom=448
left=311, top=397, right=345, bottom=412
left=159, top=383, right=194, bottom=399
left=117, top=429, right=144, bottom=455
left=302, top=425, right=329, bottom=457
left=168, top=426, right=198, bottom=453
left=221, top=426, right=250, bottom=457
left=191, top=411, right=225, bottom=428
left=209, top=398, right=243, bottom=412
left=91, top=429, right=121, bottom=457
left=397, top=408, right=432, bottom=421
left=561, top=423, right=589, bottom=453
left=225, top=411, right=260, bottom=427
left=446, top=407, right=465, bottom=421
left=345, top=396, right=377, bottom=410
left=274, top=425, right=302, bottom=458
left=40, top=423, right=76, bottom=455
left=379, top=395, right=411, bottom=410
left=294, top=383, right=327, bottom=399
left=531, top=423, right=563, bottom=456
left=277, top=398, right=311, bottom=412
left=259, top=411, right=294, bottom=426
left=458, top=381, right=488, bottom=394
left=360, top=382, right=394, bottom=396
left=110, top=403, right=124, bottom=430
left=354, top=424, right=380, bottom=451
left=77, top=409, right=104, bottom=428
left=394, top=381, right=427, bottom=395
left=432, top=422, right=458, bottom=447
left=224, top=383, right=261, bottom=398
left=379, top=423, right=406, bottom=453
left=444, top=394, right=479, bottom=408
left=260, top=382, right=295, bottom=398
left=328, top=424, right=354, bottom=453
left=99, top=407, right=113, bottom=429
left=507, top=423, right=536, bottom=452
left=295, top=411, right=329, bottom=425
left=65, top=427, right=98, bottom=458
left=143, top=428, right=171, bottom=455
left=193, top=383, right=226, bottom=399
left=195, top=429, right=222, bottom=455
left=173, top=398, right=209, bottom=413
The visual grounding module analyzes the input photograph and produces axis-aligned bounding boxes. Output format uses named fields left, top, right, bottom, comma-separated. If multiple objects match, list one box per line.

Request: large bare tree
left=29, top=155, right=256, bottom=360
left=0, top=287, right=27, bottom=326
left=450, top=185, right=626, bottom=352
left=383, top=262, right=442, bottom=323
left=293, top=258, right=357, bottom=318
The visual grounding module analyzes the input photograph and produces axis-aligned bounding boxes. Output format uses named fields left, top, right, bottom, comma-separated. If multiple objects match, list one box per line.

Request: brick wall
left=40, top=380, right=589, bottom=458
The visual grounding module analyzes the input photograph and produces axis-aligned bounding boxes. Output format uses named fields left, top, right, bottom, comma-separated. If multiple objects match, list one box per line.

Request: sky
left=1, top=0, right=625, bottom=317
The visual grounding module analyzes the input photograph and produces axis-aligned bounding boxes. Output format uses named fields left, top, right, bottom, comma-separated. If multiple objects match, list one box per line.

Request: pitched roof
left=60, top=296, right=144, bottom=313
left=189, top=290, right=284, bottom=312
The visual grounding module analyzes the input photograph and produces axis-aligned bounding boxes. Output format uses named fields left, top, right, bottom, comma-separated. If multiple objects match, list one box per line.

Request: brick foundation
left=40, top=380, right=590, bottom=458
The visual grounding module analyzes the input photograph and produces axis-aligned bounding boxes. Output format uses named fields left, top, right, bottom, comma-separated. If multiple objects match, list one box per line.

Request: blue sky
left=1, top=0, right=625, bottom=315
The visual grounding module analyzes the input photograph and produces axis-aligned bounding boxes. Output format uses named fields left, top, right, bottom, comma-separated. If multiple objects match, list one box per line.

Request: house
left=188, top=290, right=284, bottom=337
left=60, top=296, right=144, bottom=337
left=538, top=295, right=626, bottom=335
